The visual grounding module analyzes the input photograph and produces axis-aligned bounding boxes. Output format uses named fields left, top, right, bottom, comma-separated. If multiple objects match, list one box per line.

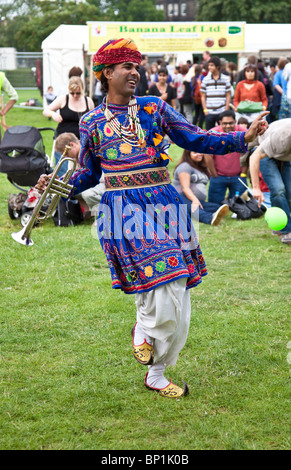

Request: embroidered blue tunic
left=70, top=96, right=247, bottom=294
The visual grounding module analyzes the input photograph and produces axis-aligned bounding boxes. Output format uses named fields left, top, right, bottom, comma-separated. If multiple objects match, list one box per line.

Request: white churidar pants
left=135, top=278, right=191, bottom=367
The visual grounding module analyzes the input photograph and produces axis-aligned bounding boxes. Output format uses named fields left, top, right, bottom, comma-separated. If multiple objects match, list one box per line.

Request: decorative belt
left=104, top=167, right=171, bottom=191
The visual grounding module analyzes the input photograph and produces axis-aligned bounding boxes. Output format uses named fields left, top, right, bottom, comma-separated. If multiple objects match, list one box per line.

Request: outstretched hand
left=244, top=111, right=269, bottom=142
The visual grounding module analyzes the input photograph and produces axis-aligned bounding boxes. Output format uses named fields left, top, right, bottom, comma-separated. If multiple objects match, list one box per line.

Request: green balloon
left=264, top=207, right=288, bottom=231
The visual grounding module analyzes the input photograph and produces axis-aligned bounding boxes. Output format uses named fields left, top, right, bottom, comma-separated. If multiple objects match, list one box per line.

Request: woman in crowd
left=233, top=64, right=268, bottom=124
left=148, top=67, right=176, bottom=109
left=43, top=76, right=94, bottom=176
left=172, top=150, right=229, bottom=225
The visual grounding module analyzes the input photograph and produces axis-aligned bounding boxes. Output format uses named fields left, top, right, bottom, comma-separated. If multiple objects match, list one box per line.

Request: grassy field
left=0, top=98, right=290, bottom=451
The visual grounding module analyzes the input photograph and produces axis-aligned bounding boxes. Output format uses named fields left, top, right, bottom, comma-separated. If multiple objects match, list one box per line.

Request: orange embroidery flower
left=120, top=143, right=132, bottom=154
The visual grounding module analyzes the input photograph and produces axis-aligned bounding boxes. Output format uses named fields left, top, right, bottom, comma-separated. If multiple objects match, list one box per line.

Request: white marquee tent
left=41, top=23, right=291, bottom=99
left=42, top=25, right=88, bottom=99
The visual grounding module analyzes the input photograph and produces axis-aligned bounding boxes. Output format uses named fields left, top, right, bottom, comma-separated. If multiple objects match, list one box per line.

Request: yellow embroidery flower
left=144, top=266, right=153, bottom=277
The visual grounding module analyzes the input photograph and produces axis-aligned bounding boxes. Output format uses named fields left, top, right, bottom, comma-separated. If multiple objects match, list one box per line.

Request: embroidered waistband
left=104, top=167, right=171, bottom=191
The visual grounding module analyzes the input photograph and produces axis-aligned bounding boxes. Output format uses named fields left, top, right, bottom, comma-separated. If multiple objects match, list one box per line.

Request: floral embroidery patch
left=156, top=261, right=166, bottom=272
left=168, top=256, right=179, bottom=267
left=188, top=264, right=195, bottom=274
left=120, top=143, right=132, bottom=154
left=144, top=102, right=158, bottom=114
left=147, top=147, right=156, bottom=157
left=144, top=266, right=153, bottom=277
left=129, top=270, right=138, bottom=281
left=107, top=148, right=118, bottom=160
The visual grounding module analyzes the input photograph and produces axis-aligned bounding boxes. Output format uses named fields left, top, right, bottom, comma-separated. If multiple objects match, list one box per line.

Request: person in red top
left=233, top=64, right=268, bottom=124
left=204, top=110, right=248, bottom=204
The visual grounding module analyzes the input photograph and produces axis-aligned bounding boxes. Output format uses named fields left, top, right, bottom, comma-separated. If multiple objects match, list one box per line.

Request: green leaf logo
left=228, top=26, right=241, bottom=34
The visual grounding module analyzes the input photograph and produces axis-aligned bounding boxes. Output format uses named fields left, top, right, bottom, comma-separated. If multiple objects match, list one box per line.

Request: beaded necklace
left=104, top=96, right=145, bottom=146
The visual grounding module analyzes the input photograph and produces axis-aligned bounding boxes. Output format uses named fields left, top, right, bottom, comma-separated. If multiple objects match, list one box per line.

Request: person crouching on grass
left=36, top=38, right=268, bottom=398
left=54, top=132, right=105, bottom=219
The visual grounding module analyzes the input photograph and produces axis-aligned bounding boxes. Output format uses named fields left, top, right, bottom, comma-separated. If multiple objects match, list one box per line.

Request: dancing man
left=60, top=39, right=268, bottom=397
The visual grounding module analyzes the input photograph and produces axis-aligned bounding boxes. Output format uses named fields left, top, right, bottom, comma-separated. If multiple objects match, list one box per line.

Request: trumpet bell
left=11, top=226, right=34, bottom=246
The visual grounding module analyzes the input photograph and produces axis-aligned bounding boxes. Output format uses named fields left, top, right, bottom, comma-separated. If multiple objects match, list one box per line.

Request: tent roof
left=42, top=25, right=88, bottom=50
left=245, top=24, right=291, bottom=52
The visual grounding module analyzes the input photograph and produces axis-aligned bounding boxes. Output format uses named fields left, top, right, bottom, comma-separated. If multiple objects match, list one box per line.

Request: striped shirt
left=200, top=72, right=231, bottom=114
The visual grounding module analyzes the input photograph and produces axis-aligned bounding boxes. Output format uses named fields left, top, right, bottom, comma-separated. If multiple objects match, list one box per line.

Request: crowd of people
left=136, top=52, right=291, bottom=127
left=127, top=51, right=291, bottom=244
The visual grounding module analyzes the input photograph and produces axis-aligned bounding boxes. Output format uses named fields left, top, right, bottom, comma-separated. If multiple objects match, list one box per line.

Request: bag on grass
left=53, top=199, right=84, bottom=227
left=227, top=193, right=266, bottom=220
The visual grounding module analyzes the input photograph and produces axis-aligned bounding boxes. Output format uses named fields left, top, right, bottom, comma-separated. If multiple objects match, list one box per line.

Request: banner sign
left=88, top=22, right=245, bottom=54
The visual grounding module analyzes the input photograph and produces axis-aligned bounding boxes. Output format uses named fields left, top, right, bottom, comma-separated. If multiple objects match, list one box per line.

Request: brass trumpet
left=11, top=145, right=76, bottom=246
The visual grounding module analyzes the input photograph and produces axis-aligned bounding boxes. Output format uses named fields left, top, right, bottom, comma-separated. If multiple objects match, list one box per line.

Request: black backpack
left=227, top=193, right=266, bottom=220
left=53, top=199, right=84, bottom=227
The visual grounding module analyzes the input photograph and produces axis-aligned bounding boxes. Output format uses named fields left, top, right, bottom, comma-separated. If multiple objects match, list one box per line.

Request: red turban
left=93, top=38, right=142, bottom=80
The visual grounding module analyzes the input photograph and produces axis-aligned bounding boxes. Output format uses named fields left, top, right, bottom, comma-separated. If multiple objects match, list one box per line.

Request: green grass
left=0, top=102, right=290, bottom=450
left=2, top=88, right=44, bottom=108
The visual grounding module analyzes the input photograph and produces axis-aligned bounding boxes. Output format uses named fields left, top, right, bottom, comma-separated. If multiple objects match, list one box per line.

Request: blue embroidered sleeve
left=69, top=119, right=102, bottom=196
left=158, top=99, right=248, bottom=155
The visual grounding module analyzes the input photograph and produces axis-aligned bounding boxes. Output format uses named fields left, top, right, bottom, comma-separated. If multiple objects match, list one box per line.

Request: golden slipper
left=131, top=323, right=154, bottom=365
left=144, top=372, right=189, bottom=398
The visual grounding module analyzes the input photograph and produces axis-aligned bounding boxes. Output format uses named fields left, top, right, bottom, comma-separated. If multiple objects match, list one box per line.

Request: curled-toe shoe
left=131, top=323, right=154, bottom=365
left=144, top=371, right=189, bottom=398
